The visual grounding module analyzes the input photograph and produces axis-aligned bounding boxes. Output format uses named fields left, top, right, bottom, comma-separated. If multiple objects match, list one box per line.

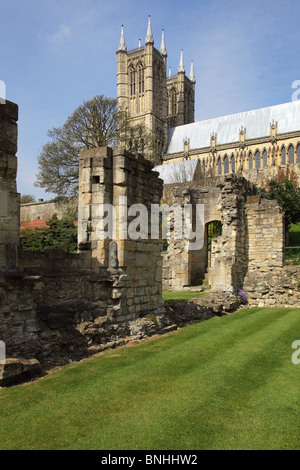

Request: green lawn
left=0, top=307, right=300, bottom=450
left=162, top=290, right=209, bottom=303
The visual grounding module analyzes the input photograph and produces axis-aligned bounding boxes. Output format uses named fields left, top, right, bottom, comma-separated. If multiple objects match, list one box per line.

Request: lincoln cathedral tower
left=116, top=16, right=196, bottom=165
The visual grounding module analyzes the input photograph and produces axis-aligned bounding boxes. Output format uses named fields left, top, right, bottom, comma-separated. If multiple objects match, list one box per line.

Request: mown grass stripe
left=0, top=308, right=299, bottom=450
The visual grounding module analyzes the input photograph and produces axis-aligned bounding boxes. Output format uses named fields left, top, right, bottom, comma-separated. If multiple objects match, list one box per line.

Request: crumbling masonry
left=1, top=99, right=300, bottom=384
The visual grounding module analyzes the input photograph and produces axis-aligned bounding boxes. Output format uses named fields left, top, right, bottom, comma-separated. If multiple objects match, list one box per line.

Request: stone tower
left=116, top=17, right=196, bottom=165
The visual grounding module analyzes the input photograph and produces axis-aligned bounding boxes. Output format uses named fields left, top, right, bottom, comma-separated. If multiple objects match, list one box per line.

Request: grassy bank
left=0, top=307, right=299, bottom=450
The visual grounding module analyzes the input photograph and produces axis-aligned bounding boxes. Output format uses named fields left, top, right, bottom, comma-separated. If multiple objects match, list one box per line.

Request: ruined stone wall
left=207, top=176, right=255, bottom=292
left=162, top=181, right=221, bottom=290
left=78, top=146, right=165, bottom=321
left=208, top=176, right=284, bottom=293
left=0, top=100, right=19, bottom=269
left=162, top=175, right=285, bottom=294
left=245, top=195, right=284, bottom=270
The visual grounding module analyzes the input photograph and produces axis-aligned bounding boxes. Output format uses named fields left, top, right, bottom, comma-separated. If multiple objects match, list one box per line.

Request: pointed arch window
left=255, top=150, right=261, bottom=169
left=263, top=150, right=268, bottom=168
left=249, top=152, right=253, bottom=170
left=170, top=89, right=177, bottom=116
left=218, top=157, right=222, bottom=175
left=130, top=69, right=136, bottom=96
left=288, top=145, right=295, bottom=164
left=231, top=155, right=235, bottom=173
left=282, top=146, right=286, bottom=165
left=224, top=155, right=229, bottom=174
left=297, top=144, right=300, bottom=163
left=138, top=66, right=144, bottom=94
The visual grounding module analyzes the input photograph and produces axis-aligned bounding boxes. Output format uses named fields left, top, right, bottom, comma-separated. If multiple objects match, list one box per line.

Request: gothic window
left=288, top=145, right=295, bottom=164
left=171, top=89, right=177, bottom=116
left=130, top=69, right=136, bottom=96
left=263, top=150, right=268, bottom=168
left=249, top=151, right=253, bottom=170
left=218, top=157, right=222, bottom=175
left=231, top=155, right=235, bottom=173
left=297, top=144, right=300, bottom=163
left=138, top=66, right=144, bottom=94
left=255, top=150, right=261, bottom=169
left=281, top=146, right=286, bottom=165
left=224, top=155, right=229, bottom=174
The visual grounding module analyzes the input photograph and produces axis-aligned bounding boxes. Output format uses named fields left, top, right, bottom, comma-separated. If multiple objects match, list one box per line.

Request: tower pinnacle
left=178, top=49, right=185, bottom=73
left=160, top=29, right=167, bottom=56
left=189, top=60, right=196, bottom=83
left=145, top=15, right=154, bottom=44
left=117, top=25, right=127, bottom=52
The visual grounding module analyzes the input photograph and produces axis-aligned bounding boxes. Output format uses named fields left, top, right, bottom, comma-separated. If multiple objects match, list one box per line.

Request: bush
left=21, top=214, right=77, bottom=253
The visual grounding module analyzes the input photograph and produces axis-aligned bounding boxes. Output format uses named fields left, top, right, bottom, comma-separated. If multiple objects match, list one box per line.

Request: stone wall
left=20, top=196, right=78, bottom=224
left=78, top=146, right=165, bottom=321
left=207, top=176, right=284, bottom=292
left=0, top=100, right=19, bottom=269
left=0, top=107, right=166, bottom=372
left=162, top=180, right=222, bottom=290
left=162, top=175, right=285, bottom=294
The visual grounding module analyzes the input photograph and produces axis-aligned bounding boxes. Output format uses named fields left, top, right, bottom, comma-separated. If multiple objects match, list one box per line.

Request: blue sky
left=1, top=0, right=300, bottom=199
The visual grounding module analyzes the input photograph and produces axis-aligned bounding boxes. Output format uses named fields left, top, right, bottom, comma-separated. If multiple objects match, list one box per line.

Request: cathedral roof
left=166, top=99, right=300, bottom=154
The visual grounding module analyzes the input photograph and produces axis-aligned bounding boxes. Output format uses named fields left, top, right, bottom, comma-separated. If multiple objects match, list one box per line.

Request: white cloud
left=49, top=24, right=72, bottom=44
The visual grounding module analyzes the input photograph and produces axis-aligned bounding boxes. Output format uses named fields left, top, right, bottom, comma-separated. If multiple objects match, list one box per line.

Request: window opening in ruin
left=207, top=220, right=222, bottom=266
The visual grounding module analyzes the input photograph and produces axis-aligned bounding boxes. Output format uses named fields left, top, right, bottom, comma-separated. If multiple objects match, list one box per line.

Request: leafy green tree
left=260, top=167, right=300, bottom=227
left=21, top=194, right=36, bottom=204
left=35, top=95, right=118, bottom=197
left=21, top=215, right=77, bottom=253
left=267, top=178, right=300, bottom=227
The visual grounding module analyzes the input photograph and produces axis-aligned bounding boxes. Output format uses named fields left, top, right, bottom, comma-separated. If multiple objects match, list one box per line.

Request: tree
left=21, top=214, right=78, bottom=253
left=264, top=167, right=300, bottom=226
left=21, top=194, right=36, bottom=204
left=35, top=95, right=118, bottom=197
left=259, top=166, right=300, bottom=245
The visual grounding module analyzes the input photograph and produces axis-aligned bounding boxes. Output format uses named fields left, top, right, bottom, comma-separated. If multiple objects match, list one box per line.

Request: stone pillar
left=0, top=100, right=19, bottom=269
